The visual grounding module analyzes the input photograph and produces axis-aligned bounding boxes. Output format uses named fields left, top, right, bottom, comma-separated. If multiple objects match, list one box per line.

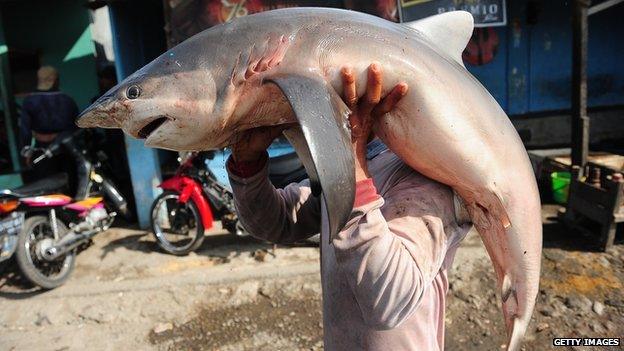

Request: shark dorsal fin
left=404, top=11, right=474, bottom=67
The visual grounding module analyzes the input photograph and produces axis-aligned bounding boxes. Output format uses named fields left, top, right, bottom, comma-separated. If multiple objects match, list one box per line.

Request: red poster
left=166, top=0, right=342, bottom=46
left=344, top=0, right=399, bottom=22
left=165, top=0, right=397, bottom=47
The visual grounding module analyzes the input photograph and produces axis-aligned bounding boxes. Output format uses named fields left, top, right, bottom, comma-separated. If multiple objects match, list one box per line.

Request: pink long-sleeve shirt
left=228, top=148, right=472, bottom=351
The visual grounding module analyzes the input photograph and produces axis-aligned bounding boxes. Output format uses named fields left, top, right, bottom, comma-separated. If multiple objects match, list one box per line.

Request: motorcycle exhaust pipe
left=42, top=230, right=98, bottom=261
left=101, top=179, right=131, bottom=221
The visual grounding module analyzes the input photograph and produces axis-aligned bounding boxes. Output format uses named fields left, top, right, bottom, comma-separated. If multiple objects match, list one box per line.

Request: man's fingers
left=363, top=63, right=383, bottom=109
left=341, top=66, right=358, bottom=108
left=373, top=83, right=408, bottom=117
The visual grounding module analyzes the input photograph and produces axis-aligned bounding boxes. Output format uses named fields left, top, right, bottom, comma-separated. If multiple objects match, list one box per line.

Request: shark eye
left=126, top=85, right=141, bottom=99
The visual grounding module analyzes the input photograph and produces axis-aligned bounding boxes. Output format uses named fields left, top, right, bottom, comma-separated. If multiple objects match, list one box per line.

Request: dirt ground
left=1, top=205, right=623, bottom=351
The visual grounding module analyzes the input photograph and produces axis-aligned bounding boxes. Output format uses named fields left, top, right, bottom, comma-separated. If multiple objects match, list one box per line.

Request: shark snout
left=76, top=96, right=122, bottom=129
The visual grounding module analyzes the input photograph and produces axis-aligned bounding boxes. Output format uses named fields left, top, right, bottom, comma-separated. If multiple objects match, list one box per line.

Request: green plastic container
left=551, top=172, right=571, bottom=204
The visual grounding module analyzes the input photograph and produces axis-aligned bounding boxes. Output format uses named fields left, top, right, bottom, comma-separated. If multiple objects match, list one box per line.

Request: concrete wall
left=90, top=6, right=115, bottom=65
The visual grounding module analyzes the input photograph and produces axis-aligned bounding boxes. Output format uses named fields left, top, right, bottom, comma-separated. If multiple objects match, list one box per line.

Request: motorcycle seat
left=6, top=173, right=69, bottom=197
left=268, top=153, right=308, bottom=188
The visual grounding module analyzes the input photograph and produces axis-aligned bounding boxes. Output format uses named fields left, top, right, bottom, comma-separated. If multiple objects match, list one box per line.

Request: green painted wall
left=1, top=0, right=99, bottom=109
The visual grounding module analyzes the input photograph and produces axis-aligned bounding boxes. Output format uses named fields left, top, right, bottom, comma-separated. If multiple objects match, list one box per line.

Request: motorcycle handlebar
left=22, top=129, right=87, bottom=165
left=31, top=149, right=55, bottom=165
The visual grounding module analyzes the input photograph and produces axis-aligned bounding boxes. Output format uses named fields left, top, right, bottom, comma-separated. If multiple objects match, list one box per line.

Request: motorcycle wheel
left=150, top=190, right=204, bottom=255
left=15, top=216, right=75, bottom=289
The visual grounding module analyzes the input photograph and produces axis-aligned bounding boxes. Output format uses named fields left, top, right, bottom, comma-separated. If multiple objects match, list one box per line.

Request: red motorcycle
left=150, top=151, right=306, bottom=255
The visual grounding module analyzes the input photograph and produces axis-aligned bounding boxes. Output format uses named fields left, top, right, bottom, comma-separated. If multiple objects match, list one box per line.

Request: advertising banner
left=398, top=0, right=507, bottom=27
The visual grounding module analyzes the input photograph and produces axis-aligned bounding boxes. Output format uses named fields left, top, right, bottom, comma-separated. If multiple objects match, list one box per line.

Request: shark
left=76, top=8, right=542, bottom=350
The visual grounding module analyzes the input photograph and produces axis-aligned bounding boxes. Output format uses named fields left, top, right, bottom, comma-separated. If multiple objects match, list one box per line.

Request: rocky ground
left=1, top=205, right=623, bottom=351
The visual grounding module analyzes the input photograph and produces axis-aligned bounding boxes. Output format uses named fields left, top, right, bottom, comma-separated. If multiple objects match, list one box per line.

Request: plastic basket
left=551, top=172, right=571, bottom=204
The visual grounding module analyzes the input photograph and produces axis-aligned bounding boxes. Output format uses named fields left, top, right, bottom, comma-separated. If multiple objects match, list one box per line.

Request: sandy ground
left=1, top=205, right=623, bottom=351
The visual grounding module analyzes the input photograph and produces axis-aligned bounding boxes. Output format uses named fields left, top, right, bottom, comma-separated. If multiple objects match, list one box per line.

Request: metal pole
left=571, top=0, right=590, bottom=167
left=588, top=0, right=624, bottom=15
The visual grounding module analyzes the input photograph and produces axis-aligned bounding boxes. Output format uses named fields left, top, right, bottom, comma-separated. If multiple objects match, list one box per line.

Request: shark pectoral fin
left=283, top=127, right=321, bottom=195
left=267, top=75, right=354, bottom=241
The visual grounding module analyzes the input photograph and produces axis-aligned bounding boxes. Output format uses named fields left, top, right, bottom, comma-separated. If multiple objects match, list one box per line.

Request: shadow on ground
left=541, top=204, right=623, bottom=252
left=0, top=260, right=45, bottom=299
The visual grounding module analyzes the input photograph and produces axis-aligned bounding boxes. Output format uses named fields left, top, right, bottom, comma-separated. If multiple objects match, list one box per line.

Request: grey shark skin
left=77, top=8, right=541, bottom=350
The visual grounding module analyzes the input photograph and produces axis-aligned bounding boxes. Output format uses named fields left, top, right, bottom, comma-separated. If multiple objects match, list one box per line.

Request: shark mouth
left=138, top=117, right=169, bottom=139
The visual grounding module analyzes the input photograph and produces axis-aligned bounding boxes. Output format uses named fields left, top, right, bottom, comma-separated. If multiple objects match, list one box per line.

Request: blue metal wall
left=467, top=0, right=624, bottom=116
left=108, top=0, right=167, bottom=228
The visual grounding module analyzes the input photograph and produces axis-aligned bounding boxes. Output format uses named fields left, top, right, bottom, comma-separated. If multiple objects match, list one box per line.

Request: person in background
left=92, top=65, right=117, bottom=103
left=20, top=65, right=78, bottom=181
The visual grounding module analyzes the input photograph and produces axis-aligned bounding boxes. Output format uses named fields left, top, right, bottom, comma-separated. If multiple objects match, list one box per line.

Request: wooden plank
left=569, top=197, right=610, bottom=222
left=571, top=0, right=590, bottom=167
left=600, top=223, right=617, bottom=252
left=554, top=153, right=624, bottom=171
left=570, top=180, right=611, bottom=207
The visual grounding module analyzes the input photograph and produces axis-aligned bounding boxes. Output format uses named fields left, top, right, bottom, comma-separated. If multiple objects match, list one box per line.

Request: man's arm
left=63, top=94, right=80, bottom=132
left=334, top=64, right=453, bottom=329
left=334, top=174, right=462, bottom=329
left=19, top=99, right=33, bottom=148
left=67, top=95, right=79, bottom=123
left=227, top=152, right=321, bottom=243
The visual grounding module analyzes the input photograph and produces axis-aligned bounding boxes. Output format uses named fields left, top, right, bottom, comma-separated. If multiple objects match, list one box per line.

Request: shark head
left=77, top=9, right=358, bottom=245
left=77, top=14, right=303, bottom=152
left=77, top=44, right=235, bottom=151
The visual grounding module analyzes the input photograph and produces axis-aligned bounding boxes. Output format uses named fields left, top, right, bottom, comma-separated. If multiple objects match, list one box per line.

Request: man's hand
left=231, top=125, right=288, bottom=163
left=341, top=63, right=408, bottom=181
left=231, top=63, right=408, bottom=174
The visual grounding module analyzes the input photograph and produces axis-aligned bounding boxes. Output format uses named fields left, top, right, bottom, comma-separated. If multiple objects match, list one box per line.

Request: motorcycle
left=150, top=149, right=307, bottom=255
left=0, top=130, right=129, bottom=289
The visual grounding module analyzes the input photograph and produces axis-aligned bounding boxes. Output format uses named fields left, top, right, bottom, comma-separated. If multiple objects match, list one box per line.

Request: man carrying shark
left=227, top=63, right=472, bottom=350
left=76, top=9, right=541, bottom=349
